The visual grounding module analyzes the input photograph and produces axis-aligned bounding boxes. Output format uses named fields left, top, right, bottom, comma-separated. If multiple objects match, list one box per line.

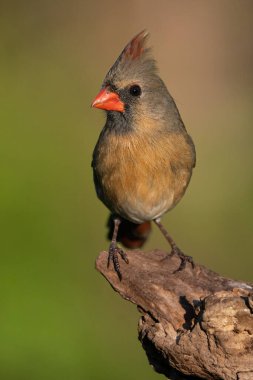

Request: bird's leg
left=108, top=217, right=129, bottom=280
left=154, top=218, right=194, bottom=272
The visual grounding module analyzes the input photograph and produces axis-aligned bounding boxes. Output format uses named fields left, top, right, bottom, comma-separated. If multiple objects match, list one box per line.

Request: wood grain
left=96, top=249, right=253, bottom=380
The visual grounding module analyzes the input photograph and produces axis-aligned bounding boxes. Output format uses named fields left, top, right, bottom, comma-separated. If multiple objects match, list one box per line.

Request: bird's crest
left=104, top=30, right=157, bottom=85
left=121, top=30, right=149, bottom=61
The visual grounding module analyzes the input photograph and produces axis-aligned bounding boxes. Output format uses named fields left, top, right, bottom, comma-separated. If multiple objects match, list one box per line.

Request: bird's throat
left=106, top=110, right=133, bottom=135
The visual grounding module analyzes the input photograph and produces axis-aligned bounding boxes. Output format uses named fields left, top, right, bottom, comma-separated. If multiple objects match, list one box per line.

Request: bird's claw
left=107, top=243, right=129, bottom=280
left=170, top=246, right=194, bottom=273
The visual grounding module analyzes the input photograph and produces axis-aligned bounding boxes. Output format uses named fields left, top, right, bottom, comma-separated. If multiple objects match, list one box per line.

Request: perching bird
left=91, top=31, right=196, bottom=279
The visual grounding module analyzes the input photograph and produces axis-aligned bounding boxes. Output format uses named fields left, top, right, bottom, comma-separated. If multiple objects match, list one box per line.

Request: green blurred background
left=1, top=1, right=253, bottom=379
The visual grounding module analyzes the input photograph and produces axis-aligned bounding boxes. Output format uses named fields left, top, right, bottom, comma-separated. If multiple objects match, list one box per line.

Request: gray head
left=92, top=31, right=183, bottom=133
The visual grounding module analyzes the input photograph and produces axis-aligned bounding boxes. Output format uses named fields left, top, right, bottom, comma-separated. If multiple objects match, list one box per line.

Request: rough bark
left=96, top=249, right=253, bottom=380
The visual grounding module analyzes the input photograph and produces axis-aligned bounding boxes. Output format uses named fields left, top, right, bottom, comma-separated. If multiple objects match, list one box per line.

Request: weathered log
left=96, top=249, right=253, bottom=380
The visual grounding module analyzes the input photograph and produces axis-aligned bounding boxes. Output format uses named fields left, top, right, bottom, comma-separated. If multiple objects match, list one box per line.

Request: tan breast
left=93, top=128, right=194, bottom=223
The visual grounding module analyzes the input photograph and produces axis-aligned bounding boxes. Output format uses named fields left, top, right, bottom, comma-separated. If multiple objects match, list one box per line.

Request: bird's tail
left=107, top=214, right=151, bottom=249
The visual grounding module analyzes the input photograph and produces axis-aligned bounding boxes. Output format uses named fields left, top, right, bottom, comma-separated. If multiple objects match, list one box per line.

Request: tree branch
left=96, top=249, right=253, bottom=380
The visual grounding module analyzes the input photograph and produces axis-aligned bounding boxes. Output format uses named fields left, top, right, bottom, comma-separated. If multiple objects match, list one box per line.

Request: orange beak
left=91, top=88, right=124, bottom=112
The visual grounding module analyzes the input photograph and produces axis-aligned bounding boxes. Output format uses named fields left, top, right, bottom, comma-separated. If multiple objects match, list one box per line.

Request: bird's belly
left=118, top=194, right=174, bottom=223
left=93, top=131, right=193, bottom=223
left=98, top=166, right=176, bottom=223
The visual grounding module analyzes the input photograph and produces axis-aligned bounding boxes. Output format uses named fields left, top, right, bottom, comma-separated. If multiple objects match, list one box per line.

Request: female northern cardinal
left=92, top=31, right=196, bottom=279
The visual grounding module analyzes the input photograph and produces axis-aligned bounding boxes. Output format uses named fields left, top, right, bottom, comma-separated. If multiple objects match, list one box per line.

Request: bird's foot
left=170, top=246, right=194, bottom=273
left=107, top=242, right=129, bottom=280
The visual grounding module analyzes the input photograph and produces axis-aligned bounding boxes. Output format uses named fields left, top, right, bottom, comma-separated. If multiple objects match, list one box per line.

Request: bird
left=91, top=31, right=196, bottom=279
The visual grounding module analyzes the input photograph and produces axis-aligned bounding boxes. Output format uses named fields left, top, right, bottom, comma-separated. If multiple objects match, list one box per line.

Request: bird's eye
left=129, top=85, right=142, bottom=97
